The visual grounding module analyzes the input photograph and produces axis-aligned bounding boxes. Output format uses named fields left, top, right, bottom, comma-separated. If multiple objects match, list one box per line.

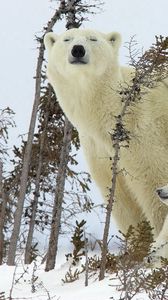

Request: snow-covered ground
left=0, top=254, right=150, bottom=300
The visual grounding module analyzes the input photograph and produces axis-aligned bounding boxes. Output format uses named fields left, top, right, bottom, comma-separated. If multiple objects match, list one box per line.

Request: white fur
left=44, top=28, right=168, bottom=259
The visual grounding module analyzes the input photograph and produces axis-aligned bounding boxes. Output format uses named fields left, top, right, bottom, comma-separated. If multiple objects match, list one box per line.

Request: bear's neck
left=51, top=67, right=123, bottom=138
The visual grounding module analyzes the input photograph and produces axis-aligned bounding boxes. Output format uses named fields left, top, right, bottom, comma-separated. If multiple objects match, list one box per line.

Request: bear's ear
left=44, top=32, right=58, bottom=52
left=106, top=32, right=122, bottom=50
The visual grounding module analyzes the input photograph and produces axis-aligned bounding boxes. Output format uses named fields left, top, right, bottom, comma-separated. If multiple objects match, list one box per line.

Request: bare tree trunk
left=7, top=3, right=66, bottom=266
left=66, top=0, right=79, bottom=29
left=7, top=45, right=44, bottom=265
left=98, top=36, right=168, bottom=279
left=99, top=103, right=132, bottom=281
left=45, top=117, right=73, bottom=272
left=24, top=101, right=50, bottom=264
left=84, top=229, right=89, bottom=287
left=99, top=143, right=120, bottom=280
left=24, top=194, right=39, bottom=265
left=45, top=0, right=81, bottom=272
left=0, top=160, right=7, bottom=264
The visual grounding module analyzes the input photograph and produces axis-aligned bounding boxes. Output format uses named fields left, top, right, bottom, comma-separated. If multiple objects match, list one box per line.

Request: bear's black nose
left=71, top=45, right=85, bottom=58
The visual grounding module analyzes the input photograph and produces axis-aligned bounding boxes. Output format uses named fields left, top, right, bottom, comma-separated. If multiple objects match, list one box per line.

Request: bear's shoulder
left=120, top=66, right=135, bottom=84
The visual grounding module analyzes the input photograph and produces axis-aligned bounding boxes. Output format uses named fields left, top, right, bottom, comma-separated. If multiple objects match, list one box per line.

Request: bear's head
left=44, top=28, right=121, bottom=80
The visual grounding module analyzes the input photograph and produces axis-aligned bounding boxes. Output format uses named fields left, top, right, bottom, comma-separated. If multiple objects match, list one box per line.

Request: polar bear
left=44, top=28, right=168, bottom=259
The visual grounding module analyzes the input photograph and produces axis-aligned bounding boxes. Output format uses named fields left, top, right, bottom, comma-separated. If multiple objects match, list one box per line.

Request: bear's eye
left=89, top=37, right=97, bottom=42
left=63, top=37, right=71, bottom=42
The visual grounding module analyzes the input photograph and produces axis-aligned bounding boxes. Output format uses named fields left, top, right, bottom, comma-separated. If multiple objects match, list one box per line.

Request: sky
left=0, top=0, right=168, bottom=243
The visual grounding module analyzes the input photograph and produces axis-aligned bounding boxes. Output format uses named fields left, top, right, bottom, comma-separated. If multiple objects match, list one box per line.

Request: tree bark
left=99, top=143, right=120, bottom=280
left=44, top=0, right=96, bottom=271
left=98, top=38, right=168, bottom=279
left=0, top=160, right=6, bottom=265
left=0, top=160, right=7, bottom=264
left=24, top=106, right=50, bottom=264
left=7, top=3, right=66, bottom=265
left=7, top=44, right=44, bottom=265
left=45, top=117, right=72, bottom=271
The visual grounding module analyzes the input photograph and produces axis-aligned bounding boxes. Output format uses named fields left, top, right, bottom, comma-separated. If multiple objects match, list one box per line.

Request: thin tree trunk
left=45, top=0, right=80, bottom=272
left=66, top=0, right=78, bottom=29
left=84, top=229, right=89, bottom=287
left=24, top=103, right=50, bottom=264
left=0, top=160, right=7, bottom=264
left=99, top=105, right=130, bottom=281
left=7, top=43, right=44, bottom=265
left=98, top=68, right=147, bottom=280
left=45, top=117, right=73, bottom=272
left=99, top=143, right=120, bottom=280
left=7, top=3, right=66, bottom=266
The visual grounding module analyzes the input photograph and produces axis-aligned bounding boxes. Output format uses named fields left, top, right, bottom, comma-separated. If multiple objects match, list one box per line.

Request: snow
left=0, top=255, right=150, bottom=300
